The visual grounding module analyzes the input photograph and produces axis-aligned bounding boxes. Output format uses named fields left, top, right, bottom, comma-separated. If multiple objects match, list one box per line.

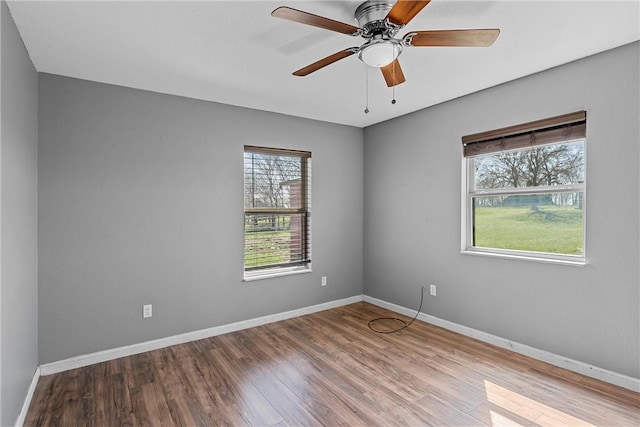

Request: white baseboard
left=39, top=295, right=363, bottom=376
left=364, top=295, right=640, bottom=393
left=15, top=366, right=40, bottom=427
left=33, top=292, right=639, bottom=403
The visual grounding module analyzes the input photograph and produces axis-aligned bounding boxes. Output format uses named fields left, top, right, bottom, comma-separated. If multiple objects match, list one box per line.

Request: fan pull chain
left=364, top=66, right=370, bottom=114
left=391, top=50, right=397, bottom=105
left=364, top=64, right=370, bottom=114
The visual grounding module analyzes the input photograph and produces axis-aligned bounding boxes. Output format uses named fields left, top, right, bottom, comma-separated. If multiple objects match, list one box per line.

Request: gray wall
left=38, top=74, right=363, bottom=364
left=364, top=42, right=640, bottom=378
left=29, top=25, right=640, bottom=386
left=1, top=1, right=39, bottom=425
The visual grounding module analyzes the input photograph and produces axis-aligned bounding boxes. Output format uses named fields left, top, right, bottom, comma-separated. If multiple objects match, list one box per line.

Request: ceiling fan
left=272, top=0, right=500, bottom=87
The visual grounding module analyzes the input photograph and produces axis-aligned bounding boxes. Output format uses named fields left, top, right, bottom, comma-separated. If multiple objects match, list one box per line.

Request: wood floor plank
left=27, top=374, right=56, bottom=426
left=140, top=382, right=174, bottom=426
left=214, top=333, right=324, bottom=427
left=208, top=347, right=285, bottom=426
left=25, top=302, right=640, bottom=427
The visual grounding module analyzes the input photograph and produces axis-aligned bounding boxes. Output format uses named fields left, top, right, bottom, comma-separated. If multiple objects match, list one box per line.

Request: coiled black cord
left=368, top=286, right=425, bottom=334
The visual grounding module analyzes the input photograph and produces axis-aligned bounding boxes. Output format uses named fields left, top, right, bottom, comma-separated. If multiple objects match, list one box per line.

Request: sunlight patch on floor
left=488, top=409, right=527, bottom=426
left=484, top=380, right=595, bottom=426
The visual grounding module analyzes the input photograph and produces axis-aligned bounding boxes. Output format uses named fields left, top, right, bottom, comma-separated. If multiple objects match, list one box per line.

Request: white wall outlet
left=429, top=284, right=436, bottom=296
left=143, top=304, right=152, bottom=318
left=321, top=276, right=327, bottom=287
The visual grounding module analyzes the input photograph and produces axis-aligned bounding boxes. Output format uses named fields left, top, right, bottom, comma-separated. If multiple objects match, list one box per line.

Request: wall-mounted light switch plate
left=143, top=304, right=152, bottom=318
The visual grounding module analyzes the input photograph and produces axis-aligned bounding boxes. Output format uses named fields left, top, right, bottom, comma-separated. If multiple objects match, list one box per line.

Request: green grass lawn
left=474, top=205, right=583, bottom=255
left=244, top=230, right=293, bottom=267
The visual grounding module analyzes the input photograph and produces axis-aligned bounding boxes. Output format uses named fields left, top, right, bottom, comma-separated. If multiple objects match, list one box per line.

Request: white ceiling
left=7, top=0, right=640, bottom=128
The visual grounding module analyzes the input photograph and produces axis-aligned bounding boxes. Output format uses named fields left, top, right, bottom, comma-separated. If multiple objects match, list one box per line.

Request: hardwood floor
left=26, top=302, right=639, bottom=426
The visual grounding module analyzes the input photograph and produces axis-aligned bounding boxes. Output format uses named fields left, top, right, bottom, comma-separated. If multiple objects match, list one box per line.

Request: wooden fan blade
left=386, top=0, right=431, bottom=26
left=272, top=6, right=361, bottom=36
left=406, top=29, right=500, bottom=47
left=293, top=48, right=359, bottom=77
left=380, top=59, right=406, bottom=87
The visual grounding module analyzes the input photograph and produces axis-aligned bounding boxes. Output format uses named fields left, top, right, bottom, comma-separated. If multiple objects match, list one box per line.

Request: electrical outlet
left=321, top=276, right=327, bottom=287
left=143, top=304, right=152, bottom=318
left=429, top=284, right=436, bottom=296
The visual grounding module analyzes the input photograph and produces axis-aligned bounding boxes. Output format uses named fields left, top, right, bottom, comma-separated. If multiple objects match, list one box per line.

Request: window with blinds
left=461, top=111, right=587, bottom=264
left=243, top=146, right=311, bottom=277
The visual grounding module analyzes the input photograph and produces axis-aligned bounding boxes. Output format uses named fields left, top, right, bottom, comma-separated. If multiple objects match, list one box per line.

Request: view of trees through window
left=244, top=153, right=302, bottom=210
left=470, top=140, right=585, bottom=256
left=244, top=148, right=310, bottom=273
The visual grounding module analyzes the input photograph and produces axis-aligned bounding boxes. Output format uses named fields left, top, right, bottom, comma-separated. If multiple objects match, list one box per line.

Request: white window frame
left=243, top=146, right=312, bottom=281
left=460, top=113, right=587, bottom=266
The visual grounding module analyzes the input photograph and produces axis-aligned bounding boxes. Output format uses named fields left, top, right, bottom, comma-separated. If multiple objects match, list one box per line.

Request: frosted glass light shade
left=359, top=41, right=402, bottom=68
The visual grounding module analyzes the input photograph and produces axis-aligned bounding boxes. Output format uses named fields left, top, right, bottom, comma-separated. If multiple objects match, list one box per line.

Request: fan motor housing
left=355, top=1, right=397, bottom=37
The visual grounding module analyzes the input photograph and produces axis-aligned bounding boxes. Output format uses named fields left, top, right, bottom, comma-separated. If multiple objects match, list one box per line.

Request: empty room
left=2, top=0, right=639, bottom=425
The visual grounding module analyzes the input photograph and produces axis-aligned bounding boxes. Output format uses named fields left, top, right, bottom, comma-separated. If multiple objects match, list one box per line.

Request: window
left=243, top=146, right=311, bottom=278
left=461, top=111, right=586, bottom=264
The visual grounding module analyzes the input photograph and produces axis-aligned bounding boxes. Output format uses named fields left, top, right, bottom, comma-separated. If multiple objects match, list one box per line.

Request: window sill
left=461, top=249, right=586, bottom=267
left=243, top=267, right=312, bottom=282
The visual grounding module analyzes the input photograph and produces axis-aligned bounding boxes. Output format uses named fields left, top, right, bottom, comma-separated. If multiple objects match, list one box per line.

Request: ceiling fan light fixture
left=358, top=40, right=402, bottom=68
left=272, top=1, right=500, bottom=87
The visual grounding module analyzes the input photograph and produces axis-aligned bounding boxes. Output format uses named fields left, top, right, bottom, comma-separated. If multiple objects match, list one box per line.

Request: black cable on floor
left=368, top=286, right=425, bottom=334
